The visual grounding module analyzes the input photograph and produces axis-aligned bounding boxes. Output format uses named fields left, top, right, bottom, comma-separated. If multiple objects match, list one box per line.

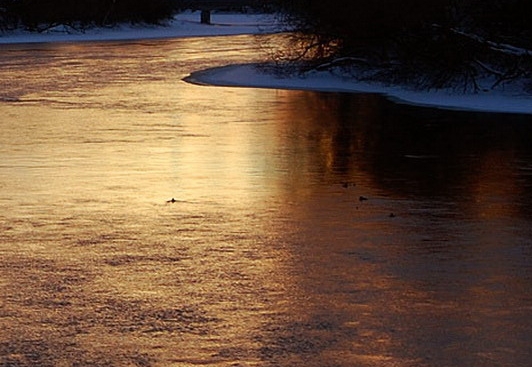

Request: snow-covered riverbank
left=186, top=63, right=532, bottom=115
left=0, top=11, right=282, bottom=44
left=2, top=11, right=531, bottom=114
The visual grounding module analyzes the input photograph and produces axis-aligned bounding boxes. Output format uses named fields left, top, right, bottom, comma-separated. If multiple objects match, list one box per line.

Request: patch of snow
left=2, top=11, right=530, bottom=115
left=185, top=64, right=532, bottom=115
left=0, top=11, right=283, bottom=44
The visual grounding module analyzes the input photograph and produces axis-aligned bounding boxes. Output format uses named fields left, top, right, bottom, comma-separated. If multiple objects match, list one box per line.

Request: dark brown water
left=1, top=35, right=532, bottom=367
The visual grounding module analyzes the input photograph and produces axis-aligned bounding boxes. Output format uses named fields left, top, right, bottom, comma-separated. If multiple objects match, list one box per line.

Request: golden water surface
left=1, top=35, right=532, bottom=367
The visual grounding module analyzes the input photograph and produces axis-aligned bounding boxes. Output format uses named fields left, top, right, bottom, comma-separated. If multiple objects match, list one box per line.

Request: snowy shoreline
left=185, top=63, right=532, bottom=115
left=2, top=11, right=531, bottom=115
left=0, top=11, right=282, bottom=44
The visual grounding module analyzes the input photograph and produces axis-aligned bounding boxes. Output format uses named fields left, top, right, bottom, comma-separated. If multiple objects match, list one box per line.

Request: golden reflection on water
left=1, top=36, right=532, bottom=367
left=470, top=150, right=522, bottom=220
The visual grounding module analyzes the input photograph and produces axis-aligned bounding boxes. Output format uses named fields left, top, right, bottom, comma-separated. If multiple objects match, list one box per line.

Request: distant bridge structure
left=177, top=0, right=273, bottom=23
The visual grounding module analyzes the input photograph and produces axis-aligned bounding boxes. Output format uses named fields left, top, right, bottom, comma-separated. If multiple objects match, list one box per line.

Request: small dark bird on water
left=359, top=196, right=368, bottom=202
left=167, top=198, right=177, bottom=203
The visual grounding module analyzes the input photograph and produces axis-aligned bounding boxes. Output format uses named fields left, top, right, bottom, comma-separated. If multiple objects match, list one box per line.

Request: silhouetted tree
left=0, top=0, right=176, bottom=30
left=277, top=0, right=532, bottom=91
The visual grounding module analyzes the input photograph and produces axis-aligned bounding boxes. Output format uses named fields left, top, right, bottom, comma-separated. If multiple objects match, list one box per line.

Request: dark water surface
left=1, top=35, right=532, bottom=367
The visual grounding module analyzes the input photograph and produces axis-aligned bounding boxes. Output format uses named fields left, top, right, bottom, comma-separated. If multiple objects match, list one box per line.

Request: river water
left=1, top=34, right=532, bottom=367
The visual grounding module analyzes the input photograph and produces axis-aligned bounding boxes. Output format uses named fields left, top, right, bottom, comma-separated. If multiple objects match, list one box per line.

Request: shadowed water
left=1, top=35, right=532, bottom=367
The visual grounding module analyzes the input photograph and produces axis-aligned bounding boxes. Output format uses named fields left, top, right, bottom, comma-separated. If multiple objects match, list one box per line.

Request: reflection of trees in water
left=268, top=92, right=532, bottom=367
left=282, top=91, right=532, bottom=206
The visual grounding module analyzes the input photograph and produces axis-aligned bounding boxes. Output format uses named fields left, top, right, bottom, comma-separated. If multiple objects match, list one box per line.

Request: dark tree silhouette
left=0, top=0, right=176, bottom=30
left=277, top=0, right=532, bottom=91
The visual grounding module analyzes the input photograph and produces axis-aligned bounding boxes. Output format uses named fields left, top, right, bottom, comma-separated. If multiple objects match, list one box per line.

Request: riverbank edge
left=0, top=11, right=283, bottom=45
left=184, top=63, right=532, bottom=115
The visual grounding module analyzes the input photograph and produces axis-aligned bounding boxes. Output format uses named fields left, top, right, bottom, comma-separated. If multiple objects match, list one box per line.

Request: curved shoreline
left=185, top=63, right=532, bottom=115
left=3, top=9, right=531, bottom=116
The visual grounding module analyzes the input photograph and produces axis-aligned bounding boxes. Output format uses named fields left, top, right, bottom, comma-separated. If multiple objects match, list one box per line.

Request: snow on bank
left=0, top=11, right=282, bottom=44
left=185, top=64, right=532, bottom=115
left=2, top=10, right=531, bottom=115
